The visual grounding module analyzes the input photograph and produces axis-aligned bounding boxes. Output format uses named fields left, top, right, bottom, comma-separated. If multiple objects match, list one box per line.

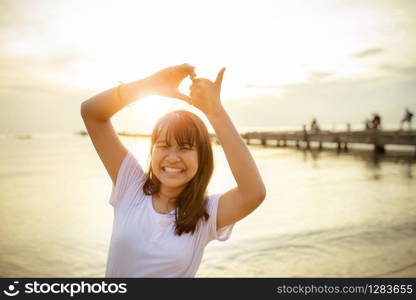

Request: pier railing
left=78, top=129, right=416, bottom=154
left=240, top=129, right=416, bottom=153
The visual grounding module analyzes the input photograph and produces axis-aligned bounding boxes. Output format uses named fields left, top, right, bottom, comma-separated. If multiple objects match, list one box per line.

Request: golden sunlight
left=2, top=0, right=414, bottom=134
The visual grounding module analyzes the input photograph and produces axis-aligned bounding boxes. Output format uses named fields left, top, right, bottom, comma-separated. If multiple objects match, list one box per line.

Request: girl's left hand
left=189, top=68, right=226, bottom=116
left=146, top=63, right=196, bottom=101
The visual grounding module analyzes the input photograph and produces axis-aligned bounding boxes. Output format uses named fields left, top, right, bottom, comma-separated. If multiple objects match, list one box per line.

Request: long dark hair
left=143, top=110, right=214, bottom=236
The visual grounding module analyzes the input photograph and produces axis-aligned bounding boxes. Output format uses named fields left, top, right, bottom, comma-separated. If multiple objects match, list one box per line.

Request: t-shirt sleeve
left=109, top=151, right=145, bottom=207
left=207, top=193, right=235, bottom=242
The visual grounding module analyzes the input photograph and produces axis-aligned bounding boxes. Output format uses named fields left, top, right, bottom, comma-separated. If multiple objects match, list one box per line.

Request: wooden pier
left=241, top=127, right=416, bottom=154
left=79, top=129, right=416, bottom=154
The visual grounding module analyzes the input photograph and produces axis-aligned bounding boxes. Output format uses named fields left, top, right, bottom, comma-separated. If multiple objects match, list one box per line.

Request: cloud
left=246, top=70, right=335, bottom=90
left=380, top=64, right=416, bottom=76
left=0, top=51, right=86, bottom=96
left=308, top=71, right=334, bottom=81
left=245, top=83, right=281, bottom=89
left=352, top=47, right=384, bottom=58
left=227, top=73, right=416, bottom=131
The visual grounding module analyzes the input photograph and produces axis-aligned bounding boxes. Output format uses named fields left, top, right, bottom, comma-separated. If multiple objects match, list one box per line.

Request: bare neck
left=153, top=185, right=183, bottom=212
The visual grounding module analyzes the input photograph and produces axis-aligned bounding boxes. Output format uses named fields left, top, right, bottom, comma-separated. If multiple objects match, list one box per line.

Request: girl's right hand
left=146, top=63, right=196, bottom=101
left=189, top=68, right=226, bottom=117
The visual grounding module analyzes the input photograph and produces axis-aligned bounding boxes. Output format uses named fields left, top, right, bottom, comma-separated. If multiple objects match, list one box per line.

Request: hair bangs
left=155, top=112, right=199, bottom=148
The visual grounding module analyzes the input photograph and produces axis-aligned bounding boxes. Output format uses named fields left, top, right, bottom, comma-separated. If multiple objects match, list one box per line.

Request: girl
left=81, top=63, right=266, bottom=277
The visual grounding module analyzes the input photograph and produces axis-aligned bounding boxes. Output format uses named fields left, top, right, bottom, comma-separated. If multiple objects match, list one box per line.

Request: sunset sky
left=1, top=0, right=415, bottom=133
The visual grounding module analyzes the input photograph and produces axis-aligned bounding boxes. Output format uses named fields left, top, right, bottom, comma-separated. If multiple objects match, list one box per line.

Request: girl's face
left=151, top=126, right=199, bottom=193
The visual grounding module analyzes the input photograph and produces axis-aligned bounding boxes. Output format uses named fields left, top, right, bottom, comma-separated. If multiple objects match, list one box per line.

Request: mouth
left=162, top=166, right=185, bottom=174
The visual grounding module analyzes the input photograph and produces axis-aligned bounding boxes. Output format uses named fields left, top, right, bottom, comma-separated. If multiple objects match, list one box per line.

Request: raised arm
left=80, top=64, right=195, bottom=184
left=189, top=68, right=266, bottom=229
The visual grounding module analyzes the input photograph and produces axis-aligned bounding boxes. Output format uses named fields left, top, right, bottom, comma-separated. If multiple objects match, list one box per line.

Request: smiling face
left=146, top=110, right=214, bottom=198
left=151, top=125, right=199, bottom=193
left=143, top=110, right=215, bottom=234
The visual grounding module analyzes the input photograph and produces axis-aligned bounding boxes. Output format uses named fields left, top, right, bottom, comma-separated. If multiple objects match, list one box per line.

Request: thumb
left=215, top=67, right=226, bottom=87
left=172, top=90, right=191, bottom=103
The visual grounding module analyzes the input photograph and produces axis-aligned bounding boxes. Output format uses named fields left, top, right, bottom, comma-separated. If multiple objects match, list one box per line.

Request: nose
left=165, top=150, right=181, bottom=163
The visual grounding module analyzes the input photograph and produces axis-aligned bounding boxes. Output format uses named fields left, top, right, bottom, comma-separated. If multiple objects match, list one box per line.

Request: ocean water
left=0, top=134, right=415, bottom=277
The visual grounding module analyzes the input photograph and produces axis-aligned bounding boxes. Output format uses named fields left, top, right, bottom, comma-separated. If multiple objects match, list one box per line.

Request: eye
left=155, top=143, right=168, bottom=149
left=180, top=144, right=194, bottom=151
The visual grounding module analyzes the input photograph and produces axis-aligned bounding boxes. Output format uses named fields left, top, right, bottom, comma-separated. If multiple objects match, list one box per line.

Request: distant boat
left=118, top=131, right=151, bottom=138
left=15, top=134, right=32, bottom=140
left=76, top=130, right=88, bottom=136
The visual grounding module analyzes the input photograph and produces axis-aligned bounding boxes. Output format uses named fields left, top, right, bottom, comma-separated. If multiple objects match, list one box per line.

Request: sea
left=0, top=132, right=415, bottom=277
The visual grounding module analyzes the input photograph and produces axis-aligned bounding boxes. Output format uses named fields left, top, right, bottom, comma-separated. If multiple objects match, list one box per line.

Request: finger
left=190, top=90, right=196, bottom=99
left=178, top=63, right=196, bottom=78
left=215, top=67, right=226, bottom=86
left=191, top=78, right=212, bottom=86
left=189, top=84, right=202, bottom=94
left=190, top=68, right=196, bottom=79
left=191, top=77, right=203, bottom=84
left=190, top=85, right=203, bottom=95
left=189, top=82, right=198, bottom=90
left=173, top=90, right=191, bottom=102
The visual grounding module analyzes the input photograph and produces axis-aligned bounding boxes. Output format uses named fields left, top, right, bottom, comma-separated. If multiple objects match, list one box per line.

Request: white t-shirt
left=105, top=151, right=234, bottom=277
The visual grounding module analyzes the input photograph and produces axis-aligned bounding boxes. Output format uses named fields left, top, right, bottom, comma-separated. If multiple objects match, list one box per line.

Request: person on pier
left=310, top=117, right=320, bottom=133
left=400, top=107, right=413, bottom=131
left=371, top=113, right=381, bottom=130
